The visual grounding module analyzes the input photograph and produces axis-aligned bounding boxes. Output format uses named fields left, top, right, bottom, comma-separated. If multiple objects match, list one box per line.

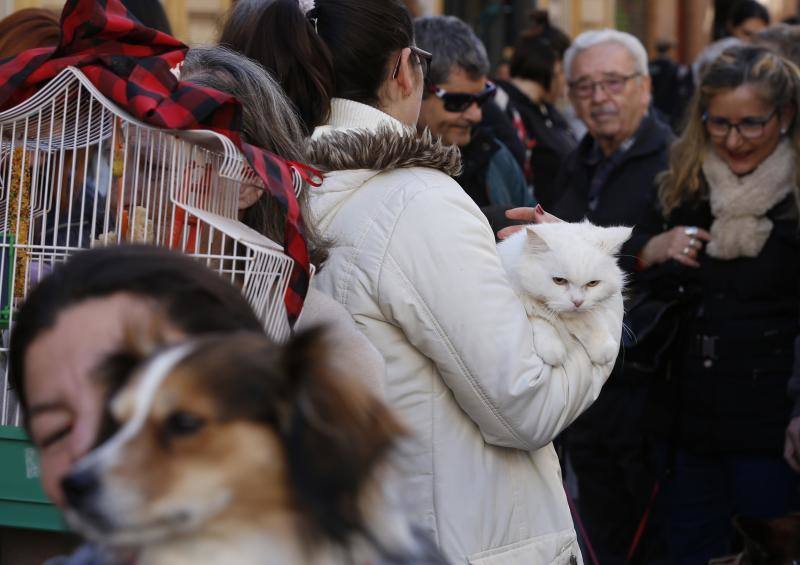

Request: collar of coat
left=306, top=124, right=463, bottom=178
left=575, top=112, right=672, bottom=167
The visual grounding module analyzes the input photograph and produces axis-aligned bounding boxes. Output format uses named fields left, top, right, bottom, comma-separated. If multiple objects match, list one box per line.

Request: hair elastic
left=298, top=0, right=315, bottom=14
left=298, top=0, right=318, bottom=32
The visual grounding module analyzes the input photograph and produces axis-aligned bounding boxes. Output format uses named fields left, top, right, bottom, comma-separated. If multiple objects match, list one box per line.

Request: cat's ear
left=524, top=226, right=550, bottom=253
left=594, top=226, right=632, bottom=255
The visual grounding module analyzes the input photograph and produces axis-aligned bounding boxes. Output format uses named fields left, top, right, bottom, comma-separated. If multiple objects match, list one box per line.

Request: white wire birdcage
left=0, top=66, right=308, bottom=427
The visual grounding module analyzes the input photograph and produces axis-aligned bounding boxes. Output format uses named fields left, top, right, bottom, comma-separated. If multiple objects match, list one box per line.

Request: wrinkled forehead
left=569, top=41, right=638, bottom=80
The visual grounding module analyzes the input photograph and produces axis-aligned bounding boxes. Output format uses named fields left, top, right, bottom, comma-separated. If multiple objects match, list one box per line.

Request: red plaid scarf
left=0, top=0, right=310, bottom=323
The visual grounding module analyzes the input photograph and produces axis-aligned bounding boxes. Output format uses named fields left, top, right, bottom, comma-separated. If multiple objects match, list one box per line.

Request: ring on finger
left=682, top=246, right=691, bottom=255
left=689, top=237, right=698, bottom=248
left=684, top=226, right=698, bottom=237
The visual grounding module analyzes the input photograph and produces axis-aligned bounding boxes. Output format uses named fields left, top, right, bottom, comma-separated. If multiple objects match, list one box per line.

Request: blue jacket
left=455, top=126, right=533, bottom=233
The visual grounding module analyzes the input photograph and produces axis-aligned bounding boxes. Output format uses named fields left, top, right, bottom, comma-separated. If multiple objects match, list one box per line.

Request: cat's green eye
left=552, top=277, right=568, bottom=285
left=586, top=281, right=600, bottom=287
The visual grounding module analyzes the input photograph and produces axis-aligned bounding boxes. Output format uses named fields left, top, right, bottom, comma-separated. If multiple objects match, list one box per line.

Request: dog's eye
left=164, top=411, right=206, bottom=437
left=586, top=280, right=600, bottom=287
left=552, top=277, right=568, bottom=286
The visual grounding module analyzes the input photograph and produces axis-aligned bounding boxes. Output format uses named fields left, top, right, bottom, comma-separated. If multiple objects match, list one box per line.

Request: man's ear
left=641, top=74, right=652, bottom=107
left=280, top=326, right=406, bottom=541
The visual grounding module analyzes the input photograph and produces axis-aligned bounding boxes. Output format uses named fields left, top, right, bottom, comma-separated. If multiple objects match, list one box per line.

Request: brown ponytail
left=220, top=0, right=335, bottom=134
left=220, top=0, right=414, bottom=132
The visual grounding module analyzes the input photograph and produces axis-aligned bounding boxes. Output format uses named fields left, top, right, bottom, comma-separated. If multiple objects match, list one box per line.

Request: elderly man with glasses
left=544, top=29, right=674, bottom=565
left=414, top=15, right=533, bottom=235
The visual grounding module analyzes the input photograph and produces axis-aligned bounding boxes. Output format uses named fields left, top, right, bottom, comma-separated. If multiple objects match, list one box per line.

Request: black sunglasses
left=426, top=81, right=497, bottom=113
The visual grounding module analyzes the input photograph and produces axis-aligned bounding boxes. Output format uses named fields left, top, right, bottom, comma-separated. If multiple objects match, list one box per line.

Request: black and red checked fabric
left=0, top=0, right=310, bottom=323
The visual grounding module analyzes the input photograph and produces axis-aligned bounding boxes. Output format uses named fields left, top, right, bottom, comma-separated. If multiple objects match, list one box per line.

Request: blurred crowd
left=2, top=0, right=800, bottom=564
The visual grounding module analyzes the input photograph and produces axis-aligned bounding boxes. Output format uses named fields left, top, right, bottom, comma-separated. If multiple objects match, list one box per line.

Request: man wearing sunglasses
left=414, top=16, right=532, bottom=234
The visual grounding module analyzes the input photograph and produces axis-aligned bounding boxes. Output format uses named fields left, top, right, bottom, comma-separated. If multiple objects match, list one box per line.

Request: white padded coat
left=307, top=99, right=622, bottom=565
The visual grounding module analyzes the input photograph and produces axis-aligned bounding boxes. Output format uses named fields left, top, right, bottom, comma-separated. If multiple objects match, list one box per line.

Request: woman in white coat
left=222, top=1, right=623, bottom=562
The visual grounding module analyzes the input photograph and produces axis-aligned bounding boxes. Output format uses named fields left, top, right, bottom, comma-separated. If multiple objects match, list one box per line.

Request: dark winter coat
left=639, top=181, right=800, bottom=455
left=790, top=338, right=800, bottom=418
left=648, top=56, right=694, bottom=133
left=479, top=99, right=526, bottom=169
left=550, top=112, right=673, bottom=273
left=455, top=126, right=533, bottom=234
left=496, top=80, right=577, bottom=209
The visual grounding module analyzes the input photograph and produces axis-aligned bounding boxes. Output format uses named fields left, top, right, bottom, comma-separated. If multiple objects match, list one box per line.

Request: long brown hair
left=0, top=8, right=60, bottom=58
left=220, top=0, right=415, bottom=133
left=219, top=0, right=335, bottom=135
left=658, top=45, right=800, bottom=215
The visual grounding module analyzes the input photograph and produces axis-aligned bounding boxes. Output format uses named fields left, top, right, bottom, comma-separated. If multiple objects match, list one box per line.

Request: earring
left=781, top=128, right=788, bottom=134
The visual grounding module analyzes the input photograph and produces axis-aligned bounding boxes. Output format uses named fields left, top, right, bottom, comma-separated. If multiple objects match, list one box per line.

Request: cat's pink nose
left=572, top=299, right=584, bottom=308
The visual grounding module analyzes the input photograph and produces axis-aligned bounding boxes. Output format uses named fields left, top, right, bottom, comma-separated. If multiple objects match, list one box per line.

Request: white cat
left=497, top=221, right=631, bottom=366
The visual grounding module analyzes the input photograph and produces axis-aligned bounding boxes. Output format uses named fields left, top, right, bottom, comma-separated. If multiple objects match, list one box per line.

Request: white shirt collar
left=311, top=98, right=407, bottom=140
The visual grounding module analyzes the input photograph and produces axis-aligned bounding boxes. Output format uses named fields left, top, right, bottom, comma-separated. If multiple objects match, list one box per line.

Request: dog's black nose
left=62, top=468, right=100, bottom=510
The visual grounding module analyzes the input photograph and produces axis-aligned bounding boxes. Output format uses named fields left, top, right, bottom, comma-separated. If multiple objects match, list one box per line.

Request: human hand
left=497, top=205, right=563, bottom=239
left=639, top=225, right=711, bottom=269
left=785, top=416, right=800, bottom=473
left=238, top=182, right=264, bottom=211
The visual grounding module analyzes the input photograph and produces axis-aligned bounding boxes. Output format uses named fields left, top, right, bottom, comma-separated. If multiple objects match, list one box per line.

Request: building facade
left=2, top=0, right=798, bottom=62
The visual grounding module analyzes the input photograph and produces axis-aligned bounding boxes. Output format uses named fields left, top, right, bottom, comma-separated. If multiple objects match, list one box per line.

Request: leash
left=625, top=480, right=661, bottom=563
left=563, top=480, right=601, bottom=565
left=564, top=477, right=662, bottom=565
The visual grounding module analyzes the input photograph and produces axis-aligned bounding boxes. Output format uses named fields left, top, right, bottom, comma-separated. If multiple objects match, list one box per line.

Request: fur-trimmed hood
left=306, top=124, right=462, bottom=177
left=305, top=110, right=462, bottom=231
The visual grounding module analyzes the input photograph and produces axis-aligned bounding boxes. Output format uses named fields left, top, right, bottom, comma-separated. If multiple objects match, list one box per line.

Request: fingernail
left=534, top=204, right=544, bottom=215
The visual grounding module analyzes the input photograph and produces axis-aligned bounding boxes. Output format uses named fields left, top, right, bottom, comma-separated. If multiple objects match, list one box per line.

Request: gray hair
left=413, top=15, right=490, bottom=85
left=182, top=46, right=305, bottom=162
left=563, top=29, right=649, bottom=81
left=181, top=46, right=328, bottom=264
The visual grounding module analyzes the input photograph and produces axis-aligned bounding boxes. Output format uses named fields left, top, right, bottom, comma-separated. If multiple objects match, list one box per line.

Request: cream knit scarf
left=702, top=140, right=796, bottom=259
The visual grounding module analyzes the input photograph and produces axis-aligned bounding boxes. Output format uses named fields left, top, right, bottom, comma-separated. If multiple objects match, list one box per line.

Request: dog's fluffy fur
left=62, top=328, right=421, bottom=565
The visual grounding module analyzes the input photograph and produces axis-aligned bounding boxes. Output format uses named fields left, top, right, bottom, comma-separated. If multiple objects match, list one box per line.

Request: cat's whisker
left=622, top=322, right=635, bottom=341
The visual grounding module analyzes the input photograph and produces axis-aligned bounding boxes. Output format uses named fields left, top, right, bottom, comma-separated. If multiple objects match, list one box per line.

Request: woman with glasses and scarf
left=635, top=45, right=800, bottom=564
left=221, top=1, right=622, bottom=563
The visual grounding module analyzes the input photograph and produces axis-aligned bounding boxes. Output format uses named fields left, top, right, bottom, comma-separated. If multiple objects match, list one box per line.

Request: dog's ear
left=120, top=311, right=178, bottom=358
left=279, top=326, right=406, bottom=543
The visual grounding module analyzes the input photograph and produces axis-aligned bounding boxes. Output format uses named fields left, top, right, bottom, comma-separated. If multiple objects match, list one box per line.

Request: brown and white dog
left=61, top=329, right=435, bottom=565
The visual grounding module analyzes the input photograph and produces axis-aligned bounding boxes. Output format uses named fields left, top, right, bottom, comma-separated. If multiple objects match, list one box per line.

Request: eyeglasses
left=702, top=109, right=777, bottom=140
left=391, top=46, right=433, bottom=80
left=568, top=73, right=640, bottom=99
left=425, top=81, right=497, bottom=113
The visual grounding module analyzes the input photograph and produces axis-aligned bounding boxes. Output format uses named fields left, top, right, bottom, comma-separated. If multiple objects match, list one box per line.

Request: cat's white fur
left=498, top=221, right=631, bottom=366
